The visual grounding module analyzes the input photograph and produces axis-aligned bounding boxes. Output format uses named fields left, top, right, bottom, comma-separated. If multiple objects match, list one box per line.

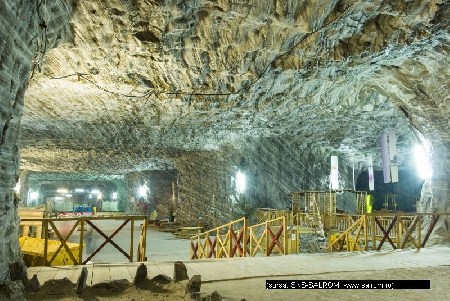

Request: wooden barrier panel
left=191, top=212, right=450, bottom=258
left=190, top=217, right=247, bottom=260
left=19, top=207, right=46, bottom=238
left=325, top=215, right=367, bottom=252
left=248, top=216, right=288, bottom=256
left=325, top=212, right=450, bottom=253
left=20, top=215, right=147, bottom=266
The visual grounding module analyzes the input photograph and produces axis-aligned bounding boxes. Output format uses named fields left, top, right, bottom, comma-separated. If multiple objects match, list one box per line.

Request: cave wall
left=175, top=137, right=357, bottom=227
left=0, top=0, right=73, bottom=283
left=126, top=170, right=177, bottom=217
left=0, top=0, right=42, bottom=283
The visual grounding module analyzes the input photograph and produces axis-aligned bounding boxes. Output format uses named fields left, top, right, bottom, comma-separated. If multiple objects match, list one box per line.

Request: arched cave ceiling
left=18, top=0, right=449, bottom=174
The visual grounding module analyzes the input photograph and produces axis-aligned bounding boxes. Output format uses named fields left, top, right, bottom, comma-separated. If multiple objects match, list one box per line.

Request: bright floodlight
left=139, top=185, right=148, bottom=198
left=236, top=171, right=246, bottom=193
left=91, top=189, right=100, bottom=194
left=14, top=180, right=21, bottom=192
left=30, top=191, right=38, bottom=200
left=414, top=145, right=432, bottom=180
left=113, top=192, right=118, bottom=199
left=57, top=189, right=68, bottom=194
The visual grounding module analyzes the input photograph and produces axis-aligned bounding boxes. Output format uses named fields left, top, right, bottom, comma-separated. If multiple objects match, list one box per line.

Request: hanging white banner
left=368, top=155, right=374, bottom=191
left=388, top=131, right=399, bottom=183
left=330, top=156, right=339, bottom=190
left=380, top=134, right=390, bottom=183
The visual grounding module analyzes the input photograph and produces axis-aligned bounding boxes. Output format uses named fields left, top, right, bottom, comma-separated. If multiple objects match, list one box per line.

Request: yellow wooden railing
left=325, top=215, right=367, bottom=252
left=20, top=215, right=147, bottom=266
left=190, top=217, right=248, bottom=259
left=190, top=216, right=294, bottom=259
left=248, top=216, right=288, bottom=256
left=191, top=212, right=450, bottom=258
left=326, top=213, right=450, bottom=252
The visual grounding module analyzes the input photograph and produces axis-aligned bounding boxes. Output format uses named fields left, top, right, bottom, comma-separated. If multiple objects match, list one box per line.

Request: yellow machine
left=328, top=232, right=362, bottom=251
left=19, top=236, right=84, bottom=267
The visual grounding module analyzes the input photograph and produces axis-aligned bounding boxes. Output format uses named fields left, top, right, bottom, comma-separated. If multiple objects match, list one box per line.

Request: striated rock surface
left=17, top=0, right=449, bottom=174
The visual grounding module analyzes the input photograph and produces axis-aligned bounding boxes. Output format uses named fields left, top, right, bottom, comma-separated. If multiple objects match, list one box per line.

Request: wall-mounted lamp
left=139, top=185, right=148, bottom=198
left=236, top=171, right=246, bottom=194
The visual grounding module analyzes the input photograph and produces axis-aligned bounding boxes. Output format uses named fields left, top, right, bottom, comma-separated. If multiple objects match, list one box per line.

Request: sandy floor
left=24, top=265, right=448, bottom=301
left=19, top=224, right=450, bottom=300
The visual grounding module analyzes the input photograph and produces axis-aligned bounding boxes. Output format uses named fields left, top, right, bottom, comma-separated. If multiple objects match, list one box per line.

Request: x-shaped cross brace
left=83, top=219, right=130, bottom=264
left=190, top=240, right=199, bottom=259
left=230, top=229, right=244, bottom=257
left=47, top=220, right=81, bottom=265
left=267, top=224, right=284, bottom=255
left=207, top=236, right=217, bottom=258
left=375, top=216, right=397, bottom=250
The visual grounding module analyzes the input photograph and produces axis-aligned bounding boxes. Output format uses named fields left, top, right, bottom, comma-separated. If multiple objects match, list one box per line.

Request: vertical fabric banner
left=388, top=131, right=399, bottom=183
left=380, top=134, right=390, bottom=183
left=330, top=156, right=339, bottom=190
left=368, top=155, right=374, bottom=191
left=352, top=159, right=355, bottom=191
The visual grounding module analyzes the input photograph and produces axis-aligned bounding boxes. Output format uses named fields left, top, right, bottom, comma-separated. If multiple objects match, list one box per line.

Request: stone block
left=173, top=261, right=189, bottom=282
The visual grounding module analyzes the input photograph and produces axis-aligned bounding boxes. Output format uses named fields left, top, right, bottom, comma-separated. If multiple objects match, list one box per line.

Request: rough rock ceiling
left=19, top=0, right=449, bottom=174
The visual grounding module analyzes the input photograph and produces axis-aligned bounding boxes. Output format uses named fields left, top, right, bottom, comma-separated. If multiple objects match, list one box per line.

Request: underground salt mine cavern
left=1, top=0, right=449, bottom=300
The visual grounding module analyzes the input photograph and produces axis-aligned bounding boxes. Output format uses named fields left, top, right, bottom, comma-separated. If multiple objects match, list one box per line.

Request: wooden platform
left=173, top=227, right=203, bottom=239
left=157, top=221, right=180, bottom=232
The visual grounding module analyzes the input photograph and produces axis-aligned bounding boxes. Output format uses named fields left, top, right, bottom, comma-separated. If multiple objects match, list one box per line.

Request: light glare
left=139, top=185, right=148, bottom=198
left=414, top=145, right=432, bottom=180
left=236, top=171, right=246, bottom=193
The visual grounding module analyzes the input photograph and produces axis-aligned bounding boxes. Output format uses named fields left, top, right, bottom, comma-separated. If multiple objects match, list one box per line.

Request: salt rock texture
left=18, top=0, right=449, bottom=174
left=0, top=0, right=449, bottom=285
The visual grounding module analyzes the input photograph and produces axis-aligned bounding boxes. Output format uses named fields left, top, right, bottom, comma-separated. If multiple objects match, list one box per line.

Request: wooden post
left=265, top=221, right=269, bottom=256
left=371, top=214, right=376, bottom=251
left=36, top=224, right=43, bottom=239
left=142, top=217, right=147, bottom=261
left=22, top=225, right=29, bottom=237
left=216, top=227, right=221, bottom=258
left=43, top=219, right=48, bottom=266
left=228, top=224, right=233, bottom=258
left=417, top=215, right=421, bottom=249
left=397, top=214, right=401, bottom=249
left=243, top=217, right=248, bottom=257
left=283, top=216, right=288, bottom=255
left=79, top=218, right=84, bottom=265
left=130, top=219, right=134, bottom=262
left=363, top=215, right=368, bottom=251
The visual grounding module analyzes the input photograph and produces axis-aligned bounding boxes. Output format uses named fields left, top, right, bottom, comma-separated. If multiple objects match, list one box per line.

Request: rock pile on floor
left=23, top=261, right=222, bottom=300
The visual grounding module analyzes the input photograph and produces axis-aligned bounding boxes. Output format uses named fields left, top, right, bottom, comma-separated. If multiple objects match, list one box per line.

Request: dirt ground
left=23, top=265, right=449, bottom=301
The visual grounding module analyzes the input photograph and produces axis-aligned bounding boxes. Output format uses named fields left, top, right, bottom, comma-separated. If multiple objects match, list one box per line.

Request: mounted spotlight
left=57, top=189, right=68, bottom=194
left=139, top=185, right=148, bottom=198
left=236, top=171, right=246, bottom=193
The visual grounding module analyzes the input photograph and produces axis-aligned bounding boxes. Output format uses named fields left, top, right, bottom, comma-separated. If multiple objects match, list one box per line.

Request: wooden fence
left=20, top=215, right=147, bottom=266
left=326, top=213, right=450, bottom=252
left=192, top=212, right=450, bottom=258
left=190, top=217, right=248, bottom=259
left=190, top=215, right=299, bottom=259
